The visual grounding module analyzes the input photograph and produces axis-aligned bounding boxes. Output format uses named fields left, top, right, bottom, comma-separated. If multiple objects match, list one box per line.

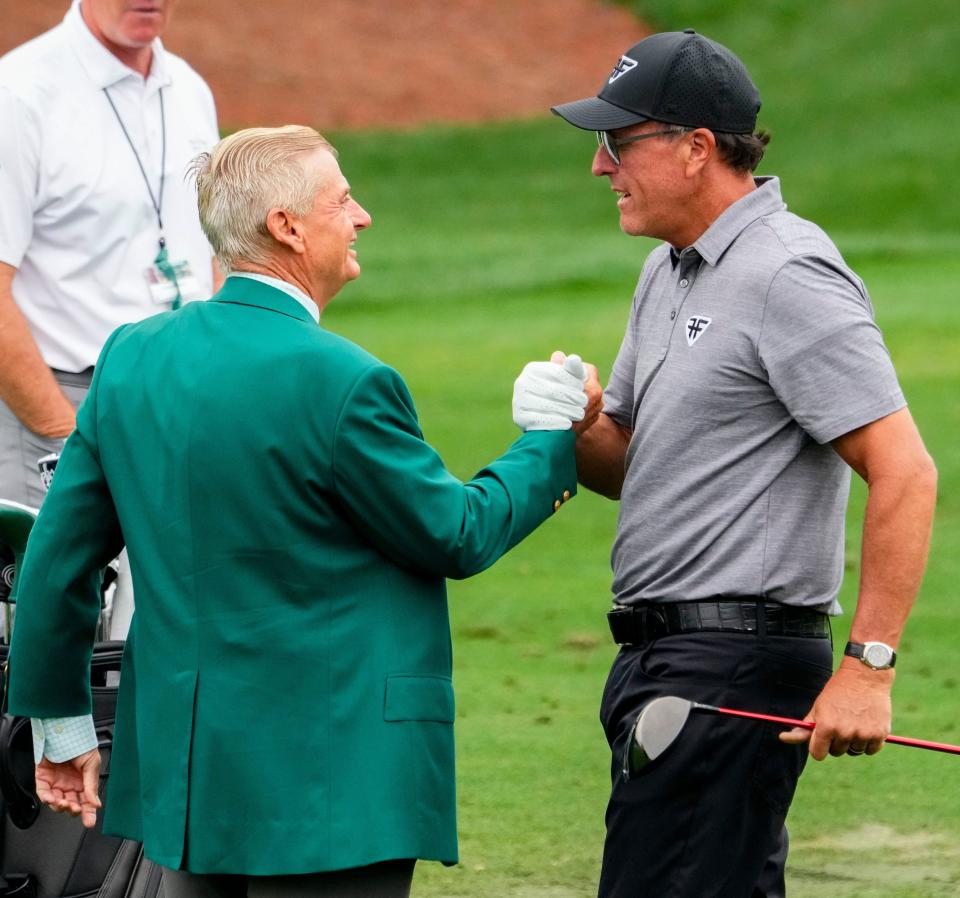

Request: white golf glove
left=513, top=354, right=588, bottom=432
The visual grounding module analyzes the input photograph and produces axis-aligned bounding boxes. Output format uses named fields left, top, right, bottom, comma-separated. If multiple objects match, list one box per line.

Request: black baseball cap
left=552, top=29, right=761, bottom=134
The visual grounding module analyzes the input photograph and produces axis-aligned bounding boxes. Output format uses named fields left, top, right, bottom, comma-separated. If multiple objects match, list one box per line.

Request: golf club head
left=0, top=501, right=38, bottom=555
left=0, top=501, right=38, bottom=612
left=625, top=696, right=694, bottom=778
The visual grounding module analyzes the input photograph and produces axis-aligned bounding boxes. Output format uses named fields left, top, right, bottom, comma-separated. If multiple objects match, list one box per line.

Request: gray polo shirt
left=604, top=177, right=905, bottom=614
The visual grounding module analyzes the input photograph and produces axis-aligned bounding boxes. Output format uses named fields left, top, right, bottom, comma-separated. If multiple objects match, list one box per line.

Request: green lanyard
left=103, top=86, right=182, bottom=309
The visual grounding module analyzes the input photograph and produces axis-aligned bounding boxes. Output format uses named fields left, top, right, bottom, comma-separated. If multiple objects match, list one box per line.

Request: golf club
left=626, top=695, right=960, bottom=778
left=0, top=500, right=39, bottom=644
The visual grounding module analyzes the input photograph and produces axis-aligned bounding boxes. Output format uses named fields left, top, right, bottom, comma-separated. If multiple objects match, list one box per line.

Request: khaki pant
left=0, top=369, right=133, bottom=641
left=0, top=368, right=90, bottom=508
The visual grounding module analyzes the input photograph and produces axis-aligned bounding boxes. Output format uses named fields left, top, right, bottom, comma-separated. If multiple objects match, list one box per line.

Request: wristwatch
left=844, top=640, right=897, bottom=670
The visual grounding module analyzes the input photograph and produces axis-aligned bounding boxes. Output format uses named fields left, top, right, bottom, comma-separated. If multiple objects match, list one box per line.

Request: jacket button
left=553, top=500, right=562, bottom=511
left=562, top=490, right=571, bottom=502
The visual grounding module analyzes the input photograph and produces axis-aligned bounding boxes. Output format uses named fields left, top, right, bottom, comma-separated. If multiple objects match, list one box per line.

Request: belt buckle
left=638, top=605, right=667, bottom=641
left=609, top=604, right=668, bottom=645
left=608, top=606, right=635, bottom=645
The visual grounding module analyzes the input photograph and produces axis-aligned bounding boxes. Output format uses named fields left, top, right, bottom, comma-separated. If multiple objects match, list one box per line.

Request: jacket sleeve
left=8, top=330, right=126, bottom=718
left=330, top=364, right=577, bottom=580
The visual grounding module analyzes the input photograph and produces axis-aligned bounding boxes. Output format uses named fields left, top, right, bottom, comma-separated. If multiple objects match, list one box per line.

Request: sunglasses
left=596, top=128, right=689, bottom=165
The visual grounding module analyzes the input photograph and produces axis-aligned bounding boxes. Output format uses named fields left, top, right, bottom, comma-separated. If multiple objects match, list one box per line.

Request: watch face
left=864, top=643, right=894, bottom=668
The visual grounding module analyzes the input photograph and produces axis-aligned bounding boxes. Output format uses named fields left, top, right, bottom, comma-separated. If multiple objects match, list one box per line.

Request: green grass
left=311, top=3, right=959, bottom=894
left=324, top=250, right=960, bottom=898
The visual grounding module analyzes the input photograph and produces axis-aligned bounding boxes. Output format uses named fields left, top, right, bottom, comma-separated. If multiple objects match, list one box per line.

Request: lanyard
left=103, top=86, right=183, bottom=309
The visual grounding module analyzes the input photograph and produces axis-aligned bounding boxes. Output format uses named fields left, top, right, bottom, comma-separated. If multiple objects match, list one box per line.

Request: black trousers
left=161, top=860, right=416, bottom=898
left=597, top=631, right=832, bottom=898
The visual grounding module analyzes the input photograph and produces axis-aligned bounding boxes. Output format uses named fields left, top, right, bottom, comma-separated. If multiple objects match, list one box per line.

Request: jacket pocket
left=383, top=674, right=455, bottom=723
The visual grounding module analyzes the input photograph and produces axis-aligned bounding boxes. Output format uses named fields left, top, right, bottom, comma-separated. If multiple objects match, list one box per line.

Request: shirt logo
left=608, top=55, right=638, bottom=83
left=685, top=315, right=712, bottom=346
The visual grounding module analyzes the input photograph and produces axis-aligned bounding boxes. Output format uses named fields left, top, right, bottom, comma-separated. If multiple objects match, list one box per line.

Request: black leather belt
left=50, top=366, right=94, bottom=387
left=607, top=600, right=830, bottom=645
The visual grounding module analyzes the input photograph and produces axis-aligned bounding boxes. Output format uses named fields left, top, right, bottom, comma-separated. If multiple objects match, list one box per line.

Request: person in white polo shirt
left=0, top=0, right=219, bottom=638
left=0, top=0, right=219, bottom=509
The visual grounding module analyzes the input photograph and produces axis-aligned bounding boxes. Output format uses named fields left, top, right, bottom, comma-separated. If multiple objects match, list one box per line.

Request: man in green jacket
left=8, top=125, right=599, bottom=898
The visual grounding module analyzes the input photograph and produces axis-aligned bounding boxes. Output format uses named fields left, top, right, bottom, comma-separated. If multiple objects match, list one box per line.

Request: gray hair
left=712, top=129, right=770, bottom=173
left=187, top=126, right=337, bottom=272
left=657, top=123, right=771, bottom=173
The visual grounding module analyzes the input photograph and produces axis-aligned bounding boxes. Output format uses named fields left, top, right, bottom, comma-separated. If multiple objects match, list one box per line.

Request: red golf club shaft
left=695, top=703, right=960, bottom=756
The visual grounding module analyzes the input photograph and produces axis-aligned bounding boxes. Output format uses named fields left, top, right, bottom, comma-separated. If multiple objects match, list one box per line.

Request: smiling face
left=592, top=123, right=693, bottom=244
left=82, top=0, right=175, bottom=48
left=295, top=149, right=372, bottom=304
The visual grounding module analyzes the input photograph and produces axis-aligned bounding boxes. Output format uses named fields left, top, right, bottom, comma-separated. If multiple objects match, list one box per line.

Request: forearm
left=787, top=412, right=939, bottom=760
left=575, top=412, right=632, bottom=499
left=850, top=457, right=937, bottom=646
left=781, top=460, right=936, bottom=760
left=0, top=266, right=75, bottom=437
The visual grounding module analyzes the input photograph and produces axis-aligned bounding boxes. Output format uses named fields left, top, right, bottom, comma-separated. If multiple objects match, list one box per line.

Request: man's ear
left=265, top=208, right=305, bottom=254
left=684, top=128, right=717, bottom=175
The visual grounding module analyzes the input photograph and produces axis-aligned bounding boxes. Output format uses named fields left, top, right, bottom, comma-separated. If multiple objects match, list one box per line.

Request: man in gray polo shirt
left=551, top=30, right=937, bottom=897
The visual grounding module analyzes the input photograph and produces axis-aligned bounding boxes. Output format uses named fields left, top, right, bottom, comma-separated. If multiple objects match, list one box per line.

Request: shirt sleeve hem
left=601, top=404, right=633, bottom=430
left=0, top=248, right=25, bottom=268
left=809, top=393, right=907, bottom=445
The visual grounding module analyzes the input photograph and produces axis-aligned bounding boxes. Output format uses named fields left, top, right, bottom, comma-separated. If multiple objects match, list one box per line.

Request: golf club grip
left=711, top=706, right=960, bottom=754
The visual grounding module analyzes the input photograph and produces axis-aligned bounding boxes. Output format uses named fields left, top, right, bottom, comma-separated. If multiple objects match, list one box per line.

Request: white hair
left=187, top=125, right=336, bottom=272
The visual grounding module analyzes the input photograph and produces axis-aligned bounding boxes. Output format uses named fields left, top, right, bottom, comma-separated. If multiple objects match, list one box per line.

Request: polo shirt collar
left=691, top=176, right=787, bottom=266
left=66, top=0, right=172, bottom=92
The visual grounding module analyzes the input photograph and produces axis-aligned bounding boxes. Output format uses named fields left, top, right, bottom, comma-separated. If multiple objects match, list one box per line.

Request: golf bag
left=0, top=642, right=163, bottom=898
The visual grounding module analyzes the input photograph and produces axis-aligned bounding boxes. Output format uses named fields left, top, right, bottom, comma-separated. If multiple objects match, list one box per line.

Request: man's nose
left=592, top=145, right=617, bottom=177
left=352, top=201, right=372, bottom=231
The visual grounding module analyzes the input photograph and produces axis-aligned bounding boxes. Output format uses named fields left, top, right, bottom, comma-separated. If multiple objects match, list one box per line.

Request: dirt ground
left=2, top=0, right=648, bottom=129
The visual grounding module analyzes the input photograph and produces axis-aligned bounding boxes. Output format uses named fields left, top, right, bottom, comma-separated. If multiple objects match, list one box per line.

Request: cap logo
left=685, top=315, right=712, bottom=346
left=608, top=54, right=637, bottom=84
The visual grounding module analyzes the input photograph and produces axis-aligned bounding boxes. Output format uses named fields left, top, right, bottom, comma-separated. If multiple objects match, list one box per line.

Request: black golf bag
left=0, top=641, right=163, bottom=898
left=0, top=493, right=161, bottom=898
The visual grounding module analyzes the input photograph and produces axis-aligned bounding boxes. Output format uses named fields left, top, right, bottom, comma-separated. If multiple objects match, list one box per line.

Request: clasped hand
left=513, top=351, right=602, bottom=433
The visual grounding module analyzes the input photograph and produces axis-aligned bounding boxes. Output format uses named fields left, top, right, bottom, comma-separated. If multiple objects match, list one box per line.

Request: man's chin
left=113, top=28, right=163, bottom=48
left=120, top=15, right=168, bottom=44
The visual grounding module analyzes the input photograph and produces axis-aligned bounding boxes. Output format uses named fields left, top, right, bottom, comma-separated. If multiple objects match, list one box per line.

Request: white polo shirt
left=0, top=1, right=218, bottom=372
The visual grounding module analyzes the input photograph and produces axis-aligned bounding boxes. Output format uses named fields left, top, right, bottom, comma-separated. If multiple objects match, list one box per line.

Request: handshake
left=513, top=351, right=602, bottom=434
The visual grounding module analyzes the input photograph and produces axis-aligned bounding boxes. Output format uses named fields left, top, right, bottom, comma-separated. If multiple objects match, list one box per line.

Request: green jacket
left=8, top=278, right=577, bottom=874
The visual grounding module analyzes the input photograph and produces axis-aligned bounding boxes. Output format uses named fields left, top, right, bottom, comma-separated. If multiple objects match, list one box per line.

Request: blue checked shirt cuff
left=31, top=716, right=98, bottom=764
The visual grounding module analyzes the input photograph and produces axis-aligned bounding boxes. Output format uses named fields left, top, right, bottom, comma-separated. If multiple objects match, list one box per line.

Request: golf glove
left=513, top=354, right=588, bottom=431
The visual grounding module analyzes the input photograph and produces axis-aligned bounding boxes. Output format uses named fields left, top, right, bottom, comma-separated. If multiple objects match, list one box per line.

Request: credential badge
left=685, top=315, right=712, bottom=346
left=608, top=55, right=638, bottom=84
